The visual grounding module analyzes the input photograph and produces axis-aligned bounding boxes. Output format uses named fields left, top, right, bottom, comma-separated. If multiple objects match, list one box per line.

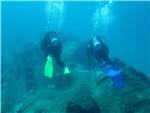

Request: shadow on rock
left=66, top=95, right=101, bottom=113
left=52, top=75, right=74, bottom=90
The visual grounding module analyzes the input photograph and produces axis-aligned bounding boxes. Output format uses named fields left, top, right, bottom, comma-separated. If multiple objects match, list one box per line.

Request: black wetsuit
left=41, top=31, right=65, bottom=68
left=86, top=36, right=110, bottom=67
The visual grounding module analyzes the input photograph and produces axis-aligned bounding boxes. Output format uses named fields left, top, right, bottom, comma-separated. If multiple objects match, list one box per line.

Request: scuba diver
left=41, top=31, right=70, bottom=79
left=86, top=34, right=110, bottom=70
left=87, top=34, right=124, bottom=88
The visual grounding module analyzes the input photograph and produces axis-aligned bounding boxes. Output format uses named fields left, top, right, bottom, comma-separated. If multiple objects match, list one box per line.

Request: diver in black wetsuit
left=41, top=31, right=65, bottom=68
left=41, top=31, right=70, bottom=78
left=86, top=34, right=124, bottom=88
left=86, top=34, right=110, bottom=71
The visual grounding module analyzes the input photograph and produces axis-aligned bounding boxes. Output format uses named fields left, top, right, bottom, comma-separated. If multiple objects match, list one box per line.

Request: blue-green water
left=2, top=1, right=150, bottom=76
left=1, top=1, right=150, bottom=113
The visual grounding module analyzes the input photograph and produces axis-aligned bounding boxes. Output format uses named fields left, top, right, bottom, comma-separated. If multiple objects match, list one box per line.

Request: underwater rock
left=66, top=99, right=101, bottom=113
left=125, top=99, right=150, bottom=113
left=135, top=71, right=150, bottom=83
left=29, top=89, right=35, bottom=95
left=34, top=108, right=47, bottom=113
left=70, top=41, right=88, bottom=68
left=2, top=42, right=150, bottom=113
left=66, top=102, right=84, bottom=113
left=96, top=76, right=107, bottom=86
left=14, top=102, right=23, bottom=113
left=126, top=66, right=137, bottom=74
left=52, top=75, right=74, bottom=90
left=47, top=84, right=55, bottom=89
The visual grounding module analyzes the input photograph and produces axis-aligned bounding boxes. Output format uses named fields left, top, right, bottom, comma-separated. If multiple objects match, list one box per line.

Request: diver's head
left=92, top=34, right=101, bottom=50
left=51, top=37, right=59, bottom=47
left=46, top=31, right=59, bottom=46
left=48, top=31, right=58, bottom=38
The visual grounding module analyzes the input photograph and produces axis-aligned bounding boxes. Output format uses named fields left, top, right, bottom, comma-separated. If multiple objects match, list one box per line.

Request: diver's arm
left=41, top=39, right=46, bottom=51
left=41, top=33, right=50, bottom=50
left=86, top=44, right=92, bottom=65
left=87, top=40, right=93, bottom=57
left=41, top=37, right=47, bottom=61
left=86, top=43, right=91, bottom=58
left=97, top=36, right=110, bottom=61
left=57, top=38, right=63, bottom=54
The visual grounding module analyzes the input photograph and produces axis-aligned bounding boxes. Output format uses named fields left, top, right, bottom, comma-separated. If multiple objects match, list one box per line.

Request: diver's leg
left=102, top=45, right=111, bottom=63
left=95, top=50, right=107, bottom=72
left=54, top=54, right=65, bottom=68
left=103, top=54, right=110, bottom=64
left=95, top=54, right=103, bottom=68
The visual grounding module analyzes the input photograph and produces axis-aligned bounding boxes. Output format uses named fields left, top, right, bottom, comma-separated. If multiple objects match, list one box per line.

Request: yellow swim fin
left=64, top=66, right=71, bottom=75
left=44, top=55, right=53, bottom=78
